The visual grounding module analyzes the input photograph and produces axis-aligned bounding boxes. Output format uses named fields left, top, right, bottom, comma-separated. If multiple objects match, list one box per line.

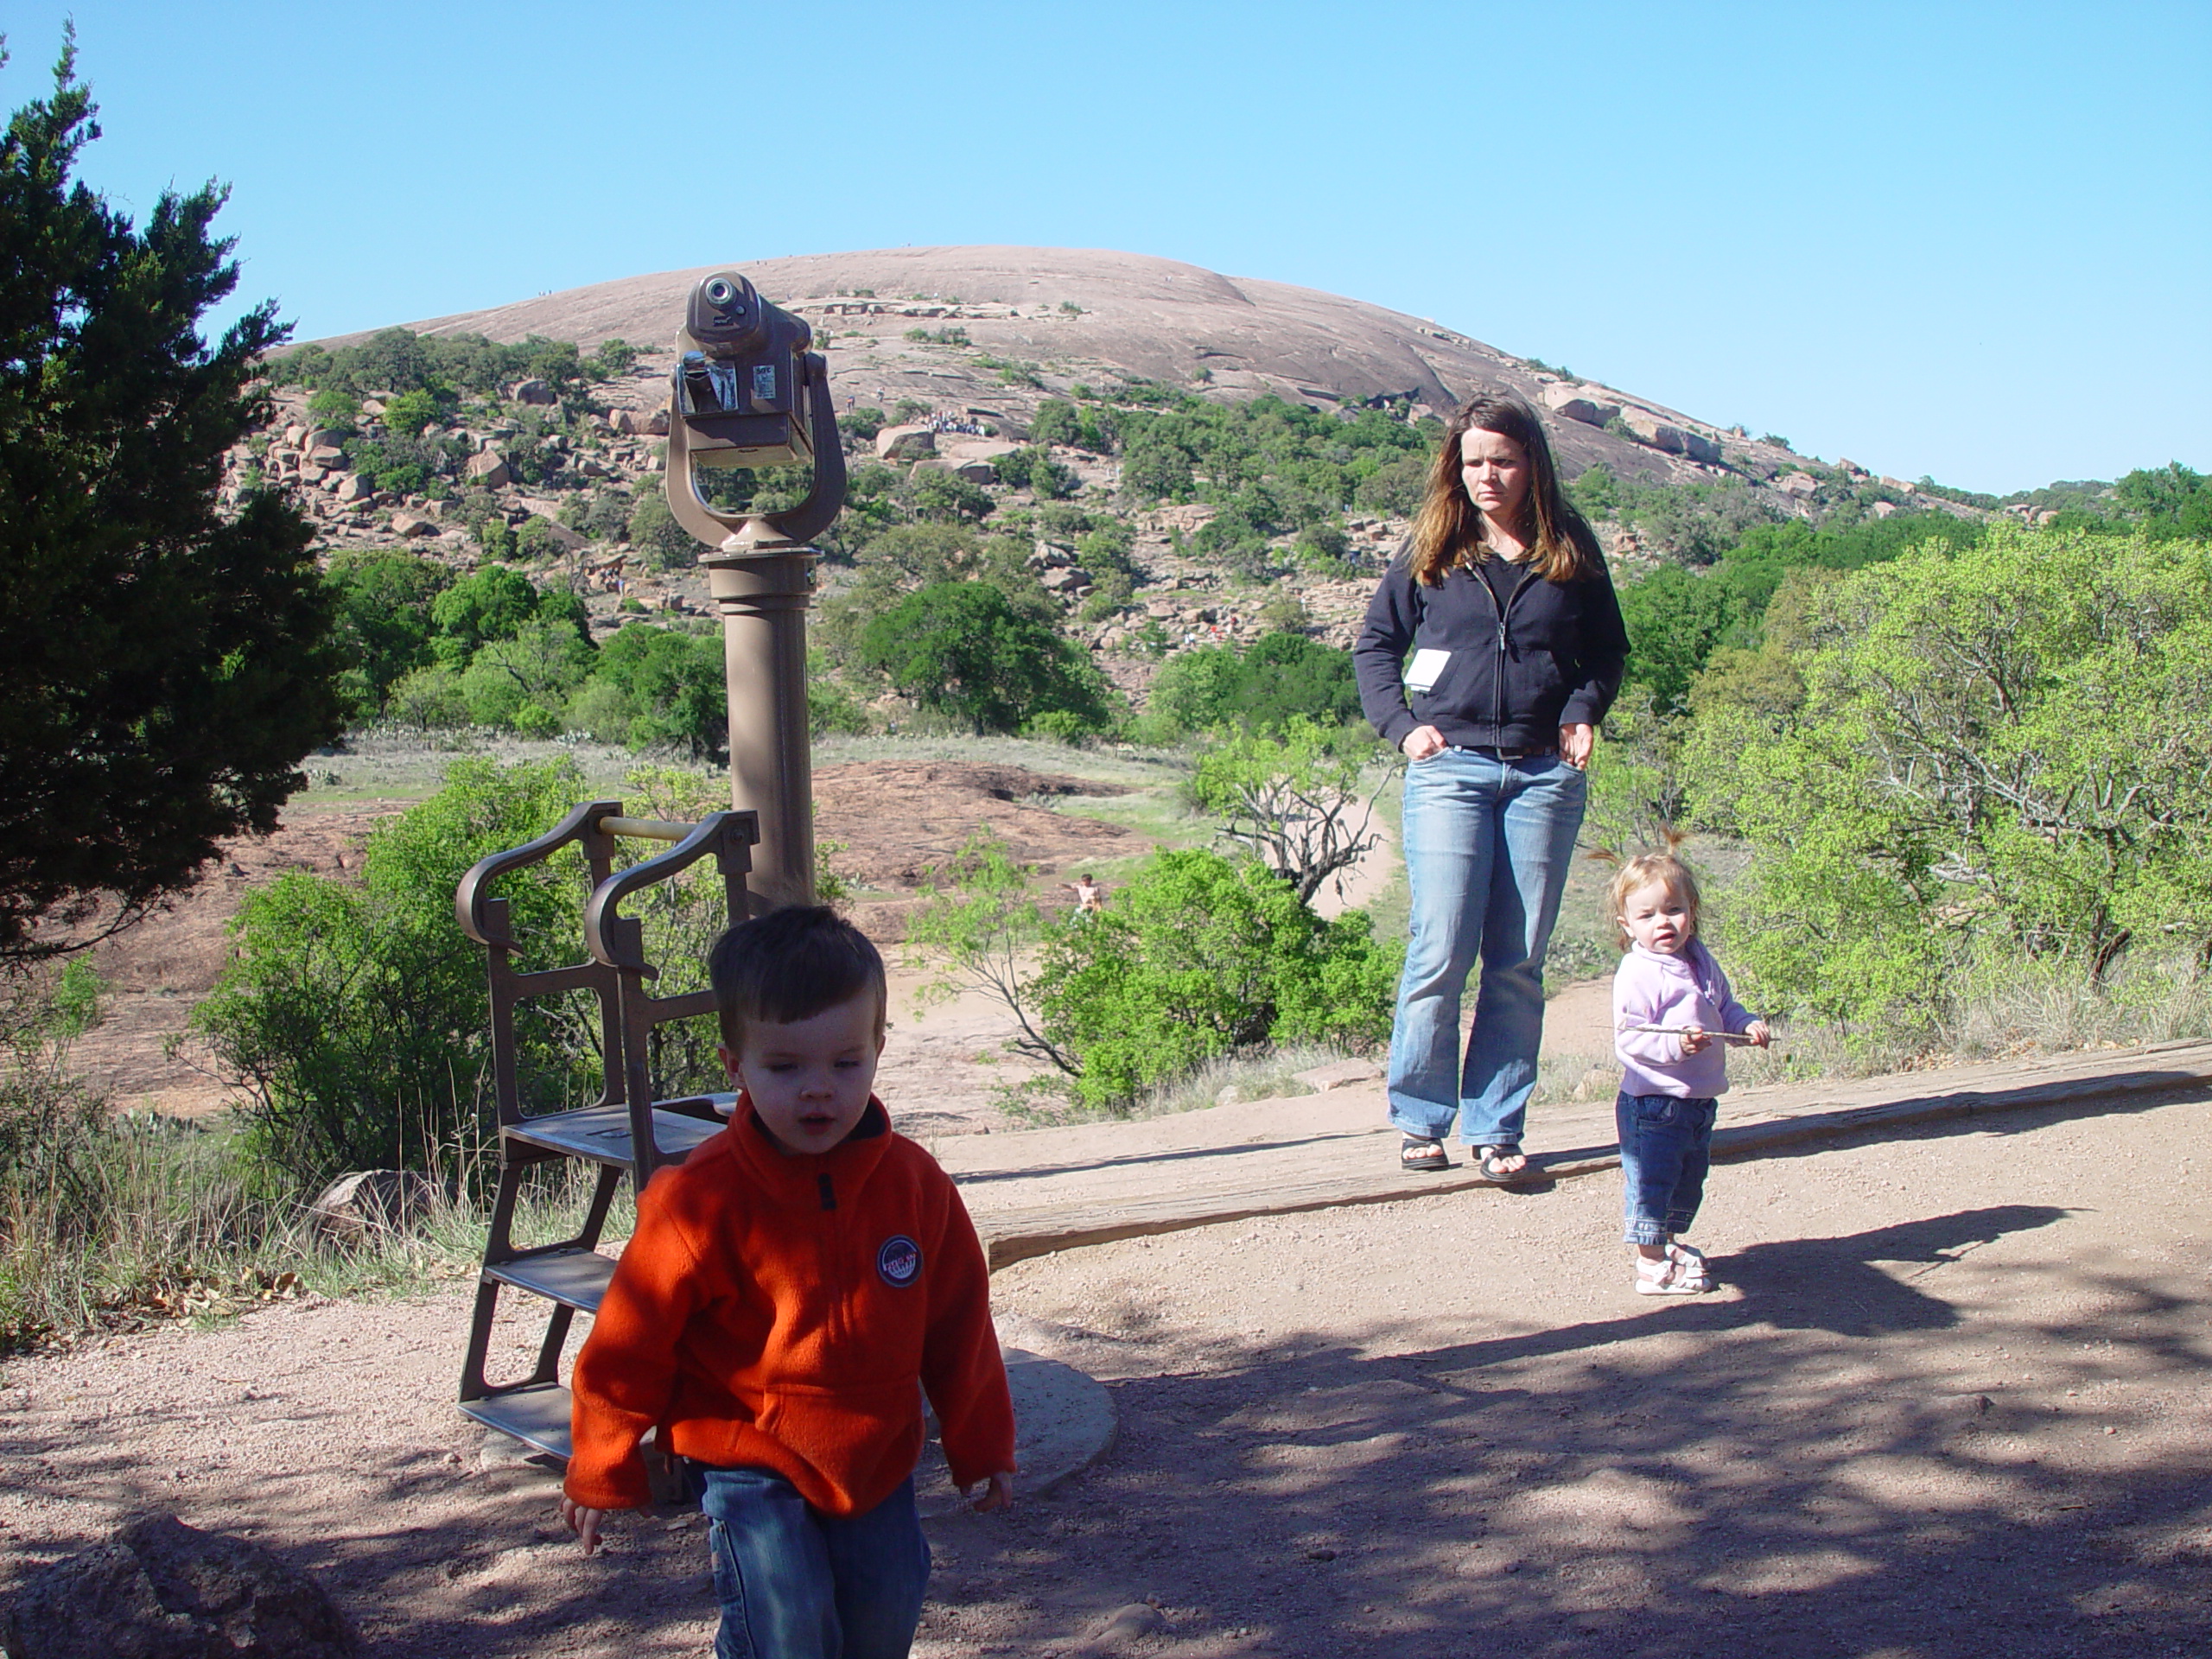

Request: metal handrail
left=583, top=810, right=759, bottom=971
left=455, top=798, right=620, bottom=946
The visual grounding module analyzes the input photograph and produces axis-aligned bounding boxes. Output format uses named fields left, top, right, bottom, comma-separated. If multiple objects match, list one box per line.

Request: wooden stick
left=1623, top=1024, right=1762, bottom=1046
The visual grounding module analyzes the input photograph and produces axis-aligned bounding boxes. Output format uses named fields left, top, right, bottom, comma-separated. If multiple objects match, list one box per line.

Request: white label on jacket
left=1406, top=649, right=1450, bottom=693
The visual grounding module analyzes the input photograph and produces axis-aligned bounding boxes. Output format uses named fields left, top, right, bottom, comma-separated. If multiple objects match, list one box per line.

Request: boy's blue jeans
left=696, top=1465, right=930, bottom=1659
left=1388, top=750, right=1586, bottom=1148
left=1616, top=1090, right=1717, bottom=1246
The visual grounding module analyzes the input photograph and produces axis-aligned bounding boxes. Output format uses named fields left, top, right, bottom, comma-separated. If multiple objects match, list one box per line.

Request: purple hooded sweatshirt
left=1612, top=939, right=1758, bottom=1099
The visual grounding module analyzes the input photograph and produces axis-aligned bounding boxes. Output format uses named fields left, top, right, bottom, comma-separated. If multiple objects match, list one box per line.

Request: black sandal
left=1477, top=1145, right=1532, bottom=1183
left=1400, top=1135, right=1450, bottom=1172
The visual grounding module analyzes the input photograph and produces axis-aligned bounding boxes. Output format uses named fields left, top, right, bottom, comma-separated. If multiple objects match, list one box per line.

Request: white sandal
left=1668, top=1240, right=1707, bottom=1271
left=1637, top=1255, right=1711, bottom=1295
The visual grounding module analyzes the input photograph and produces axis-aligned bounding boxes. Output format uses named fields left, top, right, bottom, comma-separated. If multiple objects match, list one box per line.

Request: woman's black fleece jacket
left=1353, top=551, right=1630, bottom=752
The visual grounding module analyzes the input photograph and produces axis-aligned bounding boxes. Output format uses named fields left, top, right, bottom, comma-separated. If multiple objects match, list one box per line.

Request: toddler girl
left=1610, top=852, right=1769, bottom=1294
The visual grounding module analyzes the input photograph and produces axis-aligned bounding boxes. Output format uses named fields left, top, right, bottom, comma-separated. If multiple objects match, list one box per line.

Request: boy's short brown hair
left=707, top=906, right=887, bottom=1052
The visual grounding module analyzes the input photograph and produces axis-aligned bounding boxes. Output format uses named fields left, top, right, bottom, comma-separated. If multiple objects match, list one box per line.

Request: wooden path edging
left=969, top=1040, right=2212, bottom=1271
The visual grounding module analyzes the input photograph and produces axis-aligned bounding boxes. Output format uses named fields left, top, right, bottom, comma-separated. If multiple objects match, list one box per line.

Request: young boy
left=562, top=906, right=1016, bottom=1659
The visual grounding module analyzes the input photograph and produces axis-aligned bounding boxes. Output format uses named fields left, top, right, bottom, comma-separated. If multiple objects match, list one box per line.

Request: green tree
left=1616, top=563, right=1736, bottom=716
left=1192, top=717, right=1389, bottom=903
left=906, top=467, right=995, bottom=523
left=626, top=488, right=699, bottom=570
left=0, top=40, right=346, bottom=958
left=856, top=581, right=1113, bottom=735
left=430, top=564, right=542, bottom=667
left=381, top=387, right=441, bottom=437
left=195, top=759, right=594, bottom=1179
left=461, top=620, right=595, bottom=734
left=1688, top=526, right=2212, bottom=1032
left=571, top=624, right=728, bottom=758
left=324, top=550, right=452, bottom=716
left=1220, top=632, right=1363, bottom=734
left=1030, top=849, right=1398, bottom=1112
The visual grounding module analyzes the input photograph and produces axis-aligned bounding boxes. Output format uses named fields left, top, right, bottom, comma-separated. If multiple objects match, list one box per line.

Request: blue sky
left=5, top=2, right=2205, bottom=495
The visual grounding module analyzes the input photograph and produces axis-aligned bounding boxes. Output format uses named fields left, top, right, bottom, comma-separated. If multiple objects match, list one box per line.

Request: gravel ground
left=3, top=1089, right=2207, bottom=1657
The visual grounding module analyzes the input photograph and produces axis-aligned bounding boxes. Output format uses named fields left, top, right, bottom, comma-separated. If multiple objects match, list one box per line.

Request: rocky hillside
left=252, top=245, right=1962, bottom=683
left=327, top=244, right=1845, bottom=494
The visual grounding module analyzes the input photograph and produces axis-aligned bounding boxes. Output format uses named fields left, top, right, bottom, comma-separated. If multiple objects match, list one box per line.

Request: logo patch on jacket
left=876, top=1235, right=923, bottom=1287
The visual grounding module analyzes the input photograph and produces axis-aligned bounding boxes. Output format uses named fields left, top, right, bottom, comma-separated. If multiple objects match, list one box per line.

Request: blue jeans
left=1388, top=749, right=1587, bottom=1148
left=1617, top=1091, right=1717, bottom=1245
left=696, top=1466, right=931, bottom=1659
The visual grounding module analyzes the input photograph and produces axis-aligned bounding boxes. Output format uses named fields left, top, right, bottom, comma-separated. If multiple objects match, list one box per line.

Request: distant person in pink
left=1610, top=850, right=1770, bottom=1295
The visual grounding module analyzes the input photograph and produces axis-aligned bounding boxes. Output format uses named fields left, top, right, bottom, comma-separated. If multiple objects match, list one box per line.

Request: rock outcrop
left=2, top=1512, right=356, bottom=1659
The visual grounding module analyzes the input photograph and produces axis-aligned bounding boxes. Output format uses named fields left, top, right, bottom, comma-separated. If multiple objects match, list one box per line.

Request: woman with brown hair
left=1353, top=391, right=1630, bottom=1179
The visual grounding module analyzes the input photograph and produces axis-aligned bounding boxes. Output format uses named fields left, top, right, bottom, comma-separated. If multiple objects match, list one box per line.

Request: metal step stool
left=453, top=799, right=758, bottom=1459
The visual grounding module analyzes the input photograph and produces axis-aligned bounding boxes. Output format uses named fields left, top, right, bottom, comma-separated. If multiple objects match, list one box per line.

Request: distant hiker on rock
left=562, top=906, right=1016, bottom=1659
left=1606, top=849, right=1769, bottom=1294
left=1354, top=391, right=1629, bottom=1182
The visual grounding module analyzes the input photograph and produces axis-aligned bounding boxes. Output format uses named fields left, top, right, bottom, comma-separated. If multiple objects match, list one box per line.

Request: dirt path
left=5, top=1087, right=2206, bottom=1656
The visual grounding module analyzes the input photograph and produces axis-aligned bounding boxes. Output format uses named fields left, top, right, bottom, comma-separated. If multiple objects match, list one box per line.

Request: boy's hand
left=966, top=1471, right=1015, bottom=1513
left=563, top=1497, right=606, bottom=1555
left=1745, top=1020, right=1772, bottom=1049
left=1679, top=1024, right=1711, bottom=1055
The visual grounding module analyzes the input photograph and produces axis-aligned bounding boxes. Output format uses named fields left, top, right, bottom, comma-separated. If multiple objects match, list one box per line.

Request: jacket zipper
left=1478, top=558, right=1535, bottom=748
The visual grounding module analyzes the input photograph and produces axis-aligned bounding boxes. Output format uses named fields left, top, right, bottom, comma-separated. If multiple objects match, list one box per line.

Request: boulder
left=938, top=438, right=1021, bottom=464
left=526, top=516, right=589, bottom=553
left=334, top=474, right=373, bottom=504
left=465, top=449, right=512, bottom=490
left=608, top=409, right=649, bottom=435
left=308, top=1169, right=438, bottom=1244
left=1294, top=1057, right=1382, bottom=1092
left=304, top=429, right=348, bottom=454
left=1, top=1512, right=356, bottom=1659
left=1622, top=410, right=1720, bottom=463
left=577, top=456, right=612, bottom=480
left=283, top=424, right=308, bottom=448
left=296, top=466, right=327, bottom=486
left=1540, top=382, right=1620, bottom=427
left=511, top=378, right=557, bottom=406
left=1039, top=567, right=1088, bottom=593
left=389, top=511, right=441, bottom=537
left=952, top=458, right=999, bottom=484
left=1778, top=471, right=1820, bottom=498
left=307, top=446, right=347, bottom=470
left=644, top=409, right=670, bottom=436
left=874, top=423, right=937, bottom=461
left=1871, top=499, right=1897, bottom=518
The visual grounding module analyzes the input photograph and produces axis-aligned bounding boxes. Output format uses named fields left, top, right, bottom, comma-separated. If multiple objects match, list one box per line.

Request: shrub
left=856, top=581, right=1116, bottom=735
left=324, top=550, right=453, bottom=717
left=1687, top=525, right=2212, bottom=1033
left=306, top=386, right=360, bottom=429
left=575, top=624, right=728, bottom=758
left=838, top=407, right=887, bottom=443
left=1030, top=850, right=1399, bottom=1113
left=906, top=467, right=995, bottom=523
left=461, top=620, right=594, bottom=732
left=196, top=760, right=596, bottom=1179
left=381, top=388, right=442, bottom=437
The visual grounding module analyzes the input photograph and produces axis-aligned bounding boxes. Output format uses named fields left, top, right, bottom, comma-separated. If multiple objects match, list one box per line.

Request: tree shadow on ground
left=924, top=1202, right=2212, bottom=1657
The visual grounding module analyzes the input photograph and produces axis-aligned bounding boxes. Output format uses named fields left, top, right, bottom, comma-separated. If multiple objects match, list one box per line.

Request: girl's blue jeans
left=1617, top=1090, right=1718, bottom=1245
left=695, top=1465, right=930, bottom=1659
left=1387, top=749, right=1587, bottom=1148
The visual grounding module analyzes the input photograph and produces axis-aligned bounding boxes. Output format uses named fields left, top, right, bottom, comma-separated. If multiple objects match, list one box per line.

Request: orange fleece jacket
left=564, top=1099, right=1014, bottom=1516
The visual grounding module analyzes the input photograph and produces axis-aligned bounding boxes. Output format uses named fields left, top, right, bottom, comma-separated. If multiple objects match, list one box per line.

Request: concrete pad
left=915, top=1343, right=1117, bottom=1516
